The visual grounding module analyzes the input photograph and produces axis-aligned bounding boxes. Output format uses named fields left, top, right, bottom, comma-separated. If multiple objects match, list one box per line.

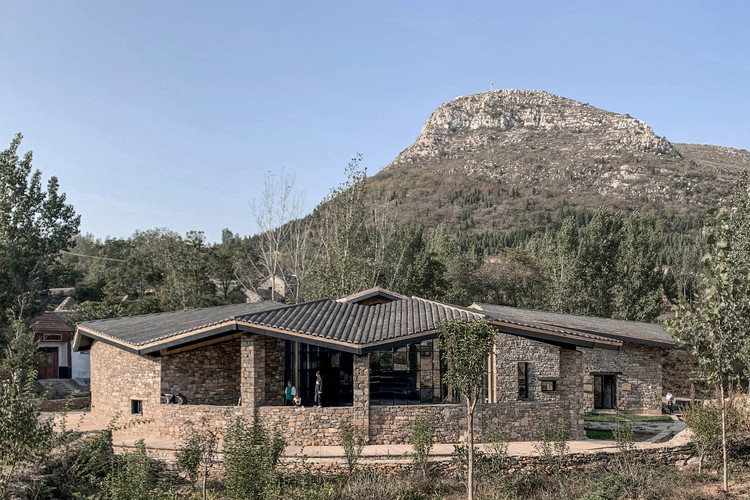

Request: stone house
left=73, top=288, right=672, bottom=445
left=32, top=312, right=74, bottom=379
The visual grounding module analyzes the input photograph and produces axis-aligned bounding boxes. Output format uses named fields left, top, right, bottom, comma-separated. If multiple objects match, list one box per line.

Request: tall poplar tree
left=666, top=173, right=750, bottom=494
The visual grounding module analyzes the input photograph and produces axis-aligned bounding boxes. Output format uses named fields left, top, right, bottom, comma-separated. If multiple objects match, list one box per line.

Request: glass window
left=541, top=380, right=556, bottom=392
left=131, top=399, right=142, bottom=415
left=518, top=362, right=528, bottom=400
left=284, top=341, right=353, bottom=407
left=370, top=340, right=453, bottom=405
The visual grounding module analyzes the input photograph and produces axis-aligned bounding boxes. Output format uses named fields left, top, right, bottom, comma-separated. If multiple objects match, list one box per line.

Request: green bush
left=339, top=421, right=366, bottom=474
left=176, top=417, right=219, bottom=499
left=409, top=414, right=435, bottom=477
left=223, top=413, right=285, bottom=500
left=101, top=440, right=155, bottom=500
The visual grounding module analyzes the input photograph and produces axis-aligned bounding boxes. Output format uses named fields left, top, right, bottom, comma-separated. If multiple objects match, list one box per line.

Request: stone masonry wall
left=369, top=400, right=580, bottom=444
left=161, top=339, right=241, bottom=405
left=260, top=406, right=355, bottom=446
left=370, top=404, right=468, bottom=444
left=582, top=342, right=663, bottom=414
left=264, top=337, right=285, bottom=406
left=89, top=340, right=161, bottom=428
left=494, top=335, right=560, bottom=403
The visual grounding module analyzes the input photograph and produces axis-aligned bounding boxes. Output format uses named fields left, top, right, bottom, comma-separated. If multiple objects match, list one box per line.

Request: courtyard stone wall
left=160, top=339, right=241, bottom=406
left=260, top=406, right=355, bottom=446
left=582, top=342, right=663, bottom=414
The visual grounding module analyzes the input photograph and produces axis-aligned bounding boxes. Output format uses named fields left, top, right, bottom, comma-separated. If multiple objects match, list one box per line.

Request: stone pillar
left=240, top=334, right=266, bottom=409
left=559, top=347, right=585, bottom=439
left=353, top=353, right=370, bottom=442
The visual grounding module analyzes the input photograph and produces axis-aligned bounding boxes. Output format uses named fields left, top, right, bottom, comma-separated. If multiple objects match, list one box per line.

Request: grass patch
left=584, top=412, right=672, bottom=423
left=585, top=428, right=658, bottom=441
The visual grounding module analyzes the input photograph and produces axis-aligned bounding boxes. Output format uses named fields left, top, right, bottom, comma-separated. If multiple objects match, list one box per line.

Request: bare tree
left=250, top=169, right=309, bottom=302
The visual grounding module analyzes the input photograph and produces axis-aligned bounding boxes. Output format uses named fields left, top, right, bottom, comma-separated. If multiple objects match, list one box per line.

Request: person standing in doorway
left=285, top=381, right=297, bottom=406
left=314, top=371, right=323, bottom=408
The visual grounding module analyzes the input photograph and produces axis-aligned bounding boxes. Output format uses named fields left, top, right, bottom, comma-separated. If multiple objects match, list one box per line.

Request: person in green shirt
left=285, top=380, right=297, bottom=406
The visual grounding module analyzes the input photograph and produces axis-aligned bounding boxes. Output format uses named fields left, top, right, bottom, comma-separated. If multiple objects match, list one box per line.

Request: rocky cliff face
left=389, top=90, right=679, bottom=166
left=367, top=90, right=750, bottom=235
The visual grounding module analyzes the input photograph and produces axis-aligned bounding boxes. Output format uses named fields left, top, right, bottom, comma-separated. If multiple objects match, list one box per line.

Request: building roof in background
left=31, top=312, right=74, bottom=335
left=469, top=303, right=674, bottom=348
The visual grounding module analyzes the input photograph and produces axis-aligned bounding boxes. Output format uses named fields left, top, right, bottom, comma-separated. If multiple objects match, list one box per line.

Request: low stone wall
left=114, top=400, right=583, bottom=444
left=368, top=401, right=583, bottom=444
left=369, top=404, right=467, bottom=444
left=260, top=406, right=355, bottom=446
left=117, top=404, right=243, bottom=440
left=40, top=395, right=91, bottom=412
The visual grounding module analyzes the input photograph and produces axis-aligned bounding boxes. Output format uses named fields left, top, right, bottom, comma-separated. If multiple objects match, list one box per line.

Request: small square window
left=131, top=399, right=143, bottom=415
left=541, top=380, right=557, bottom=392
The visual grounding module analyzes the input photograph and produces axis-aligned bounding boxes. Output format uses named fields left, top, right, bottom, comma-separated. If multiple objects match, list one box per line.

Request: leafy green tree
left=0, top=323, right=54, bottom=497
left=613, top=210, right=664, bottom=321
left=572, top=207, right=622, bottom=317
left=544, top=216, right=579, bottom=312
left=223, top=414, right=285, bottom=500
left=665, top=174, right=750, bottom=494
left=306, top=155, right=372, bottom=299
left=0, top=133, right=80, bottom=326
left=426, top=225, right=479, bottom=305
left=472, top=248, right=545, bottom=308
left=439, top=319, right=495, bottom=500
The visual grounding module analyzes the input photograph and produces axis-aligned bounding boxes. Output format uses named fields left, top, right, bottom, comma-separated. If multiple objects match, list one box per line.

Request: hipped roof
left=74, top=290, right=625, bottom=357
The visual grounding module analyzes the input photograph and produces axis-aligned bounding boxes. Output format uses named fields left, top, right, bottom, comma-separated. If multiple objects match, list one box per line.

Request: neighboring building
left=32, top=312, right=74, bottom=379
left=73, top=289, right=673, bottom=446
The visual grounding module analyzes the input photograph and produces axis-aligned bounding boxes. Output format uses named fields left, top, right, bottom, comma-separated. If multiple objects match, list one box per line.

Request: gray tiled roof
left=238, top=297, right=483, bottom=345
left=77, top=302, right=282, bottom=347
left=471, top=303, right=674, bottom=347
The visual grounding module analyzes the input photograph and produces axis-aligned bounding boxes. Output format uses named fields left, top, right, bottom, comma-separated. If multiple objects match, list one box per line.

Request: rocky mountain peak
left=387, top=90, right=679, bottom=169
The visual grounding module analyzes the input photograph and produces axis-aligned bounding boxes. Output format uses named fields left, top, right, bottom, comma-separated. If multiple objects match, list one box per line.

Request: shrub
left=176, top=417, right=220, bottom=499
left=533, top=418, right=568, bottom=472
left=101, top=440, right=155, bottom=500
left=479, top=422, right=510, bottom=478
left=223, top=413, right=285, bottom=500
left=339, top=421, right=366, bottom=474
left=409, top=414, right=435, bottom=477
left=609, top=414, right=652, bottom=499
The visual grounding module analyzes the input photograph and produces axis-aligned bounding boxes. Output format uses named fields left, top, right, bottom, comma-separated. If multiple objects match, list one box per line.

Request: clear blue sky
left=2, top=1, right=748, bottom=242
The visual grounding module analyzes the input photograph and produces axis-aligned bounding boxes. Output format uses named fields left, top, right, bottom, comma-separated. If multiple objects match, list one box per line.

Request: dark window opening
left=540, top=380, right=557, bottom=392
left=594, top=375, right=617, bottom=409
left=131, top=399, right=142, bottom=415
left=518, top=362, right=529, bottom=399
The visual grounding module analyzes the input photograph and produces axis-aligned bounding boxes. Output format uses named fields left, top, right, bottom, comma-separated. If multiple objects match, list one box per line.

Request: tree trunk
left=720, top=383, right=728, bottom=494
left=466, top=396, right=476, bottom=500
left=202, top=464, right=208, bottom=500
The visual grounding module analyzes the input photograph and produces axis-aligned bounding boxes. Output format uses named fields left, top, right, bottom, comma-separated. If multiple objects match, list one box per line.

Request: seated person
left=175, top=393, right=188, bottom=405
left=161, top=393, right=175, bottom=404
